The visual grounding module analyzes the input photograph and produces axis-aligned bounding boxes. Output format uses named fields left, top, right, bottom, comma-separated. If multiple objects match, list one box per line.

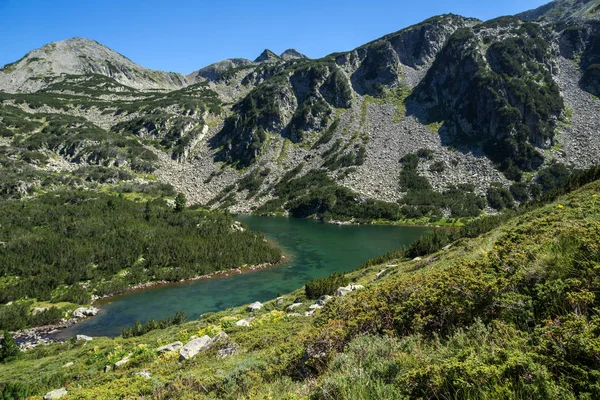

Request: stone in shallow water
left=157, top=341, right=183, bottom=354
left=43, top=388, right=67, bottom=400
left=179, top=336, right=211, bottom=361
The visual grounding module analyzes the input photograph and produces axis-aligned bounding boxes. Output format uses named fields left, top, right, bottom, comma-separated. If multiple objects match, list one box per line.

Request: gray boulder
left=286, top=303, right=303, bottom=311
left=207, top=332, right=229, bottom=348
left=157, top=341, right=183, bottom=354
left=335, top=284, right=365, bottom=297
left=317, top=295, right=332, bottom=306
left=179, top=336, right=211, bottom=361
left=76, top=335, right=93, bottom=341
left=276, top=296, right=284, bottom=305
left=235, top=317, right=254, bottom=327
left=43, top=388, right=67, bottom=399
left=72, top=307, right=99, bottom=319
left=247, top=301, right=263, bottom=312
left=114, top=353, right=133, bottom=369
left=217, top=342, right=238, bottom=359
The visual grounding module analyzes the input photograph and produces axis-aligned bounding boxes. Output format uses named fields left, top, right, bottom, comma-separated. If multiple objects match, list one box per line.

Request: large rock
left=157, top=341, right=183, bottom=354
left=335, top=284, right=365, bottom=297
left=207, top=332, right=229, bottom=348
left=43, top=388, right=67, bottom=399
left=317, top=295, right=332, bottom=306
left=247, top=302, right=263, bottom=312
left=114, top=353, right=133, bottom=369
left=235, top=317, right=254, bottom=327
left=72, top=307, right=99, bottom=319
left=179, top=336, right=211, bottom=361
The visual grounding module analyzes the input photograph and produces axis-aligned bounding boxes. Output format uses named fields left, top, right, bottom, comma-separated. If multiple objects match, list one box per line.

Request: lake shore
left=92, top=256, right=288, bottom=306
left=13, top=256, right=288, bottom=349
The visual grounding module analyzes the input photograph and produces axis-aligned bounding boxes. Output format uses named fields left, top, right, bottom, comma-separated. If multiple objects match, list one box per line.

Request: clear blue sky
left=0, top=0, right=549, bottom=74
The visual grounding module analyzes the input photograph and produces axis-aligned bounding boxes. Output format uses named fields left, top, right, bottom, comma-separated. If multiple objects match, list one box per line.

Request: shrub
left=486, top=185, right=514, bottom=210
left=0, top=331, right=19, bottom=363
left=121, top=311, right=186, bottom=338
left=305, top=273, right=349, bottom=299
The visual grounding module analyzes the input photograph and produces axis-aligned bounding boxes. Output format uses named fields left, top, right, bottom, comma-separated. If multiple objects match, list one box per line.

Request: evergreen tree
left=0, top=331, right=19, bottom=363
left=175, top=193, right=187, bottom=212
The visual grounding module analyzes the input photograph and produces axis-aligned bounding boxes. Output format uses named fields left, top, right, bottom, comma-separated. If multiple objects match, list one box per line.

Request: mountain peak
left=0, top=37, right=188, bottom=93
left=280, top=49, right=307, bottom=61
left=254, top=49, right=280, bottom=63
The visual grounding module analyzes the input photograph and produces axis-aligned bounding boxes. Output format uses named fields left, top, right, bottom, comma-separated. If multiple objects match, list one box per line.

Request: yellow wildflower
left=557, top=204, right=564, bottom=209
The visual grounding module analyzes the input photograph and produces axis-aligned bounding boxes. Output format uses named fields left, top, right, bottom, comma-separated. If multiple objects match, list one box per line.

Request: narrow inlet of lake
left=58, top=216, right=431, bottom=338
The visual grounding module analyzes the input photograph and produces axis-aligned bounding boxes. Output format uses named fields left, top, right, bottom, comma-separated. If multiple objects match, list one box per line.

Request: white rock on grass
left=43, top=388, right=67, bottom=400
left=317, top=295, right=332, bottom=306
left=375, top=269, right=387, bottom=281
left=62, top=362, right=74, bottom=368
left=247, top=301, right=263, bottom=312
left=76, top=335, right=93, bottom=341
left=335, top=284, right=365, bottom=297
left=157, top=341, right=183, bottom=354
left=286, top=303, right=303, bottom=312
left=235, top=317, right=254, bottom=327
left=135, top=371, right=151, bottom=379
left=114, top=353, right=133, bottom=369
left=179, top=336, right=211, bottom=361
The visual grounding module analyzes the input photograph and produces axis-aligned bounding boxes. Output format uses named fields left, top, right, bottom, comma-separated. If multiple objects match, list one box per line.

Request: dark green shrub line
left=121, top=311, right=186, bottom=338
left=305, top=273, right=349, bottom=299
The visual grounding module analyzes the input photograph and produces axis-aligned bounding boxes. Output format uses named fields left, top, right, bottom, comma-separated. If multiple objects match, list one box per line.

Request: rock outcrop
left=179, top=336, right=211, bottom=361
left=157, top=341, right=183, bottom=354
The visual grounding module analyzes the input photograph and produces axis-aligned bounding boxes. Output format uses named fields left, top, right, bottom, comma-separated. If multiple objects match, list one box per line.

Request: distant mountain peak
left=518, top=0, right=600, bottom=22
left=280, top=49, right=308, bottom=60
left=0, top=37, right=188, bottom=93
left=254, top=49, right=280, bottom=63
left=186, top=58, right=254, bottom=83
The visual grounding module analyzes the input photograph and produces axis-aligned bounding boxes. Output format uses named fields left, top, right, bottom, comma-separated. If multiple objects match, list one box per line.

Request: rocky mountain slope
left=0, top=0, right=599, bottom=223
left=518, top=0, right=600, bottom=21
left=0, top=38, right=188, bottom=92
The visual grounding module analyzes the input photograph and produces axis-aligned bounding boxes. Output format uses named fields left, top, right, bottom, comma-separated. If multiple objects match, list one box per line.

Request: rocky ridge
left=0, top=1, right=599, bottom=219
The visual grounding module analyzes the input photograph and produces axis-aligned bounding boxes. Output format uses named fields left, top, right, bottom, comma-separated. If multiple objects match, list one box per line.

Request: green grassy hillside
left=1, top=176, right=599, bottom=399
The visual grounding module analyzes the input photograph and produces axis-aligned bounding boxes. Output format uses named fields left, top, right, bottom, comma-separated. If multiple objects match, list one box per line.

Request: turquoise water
left=59, top=216, right=430, bottom=338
